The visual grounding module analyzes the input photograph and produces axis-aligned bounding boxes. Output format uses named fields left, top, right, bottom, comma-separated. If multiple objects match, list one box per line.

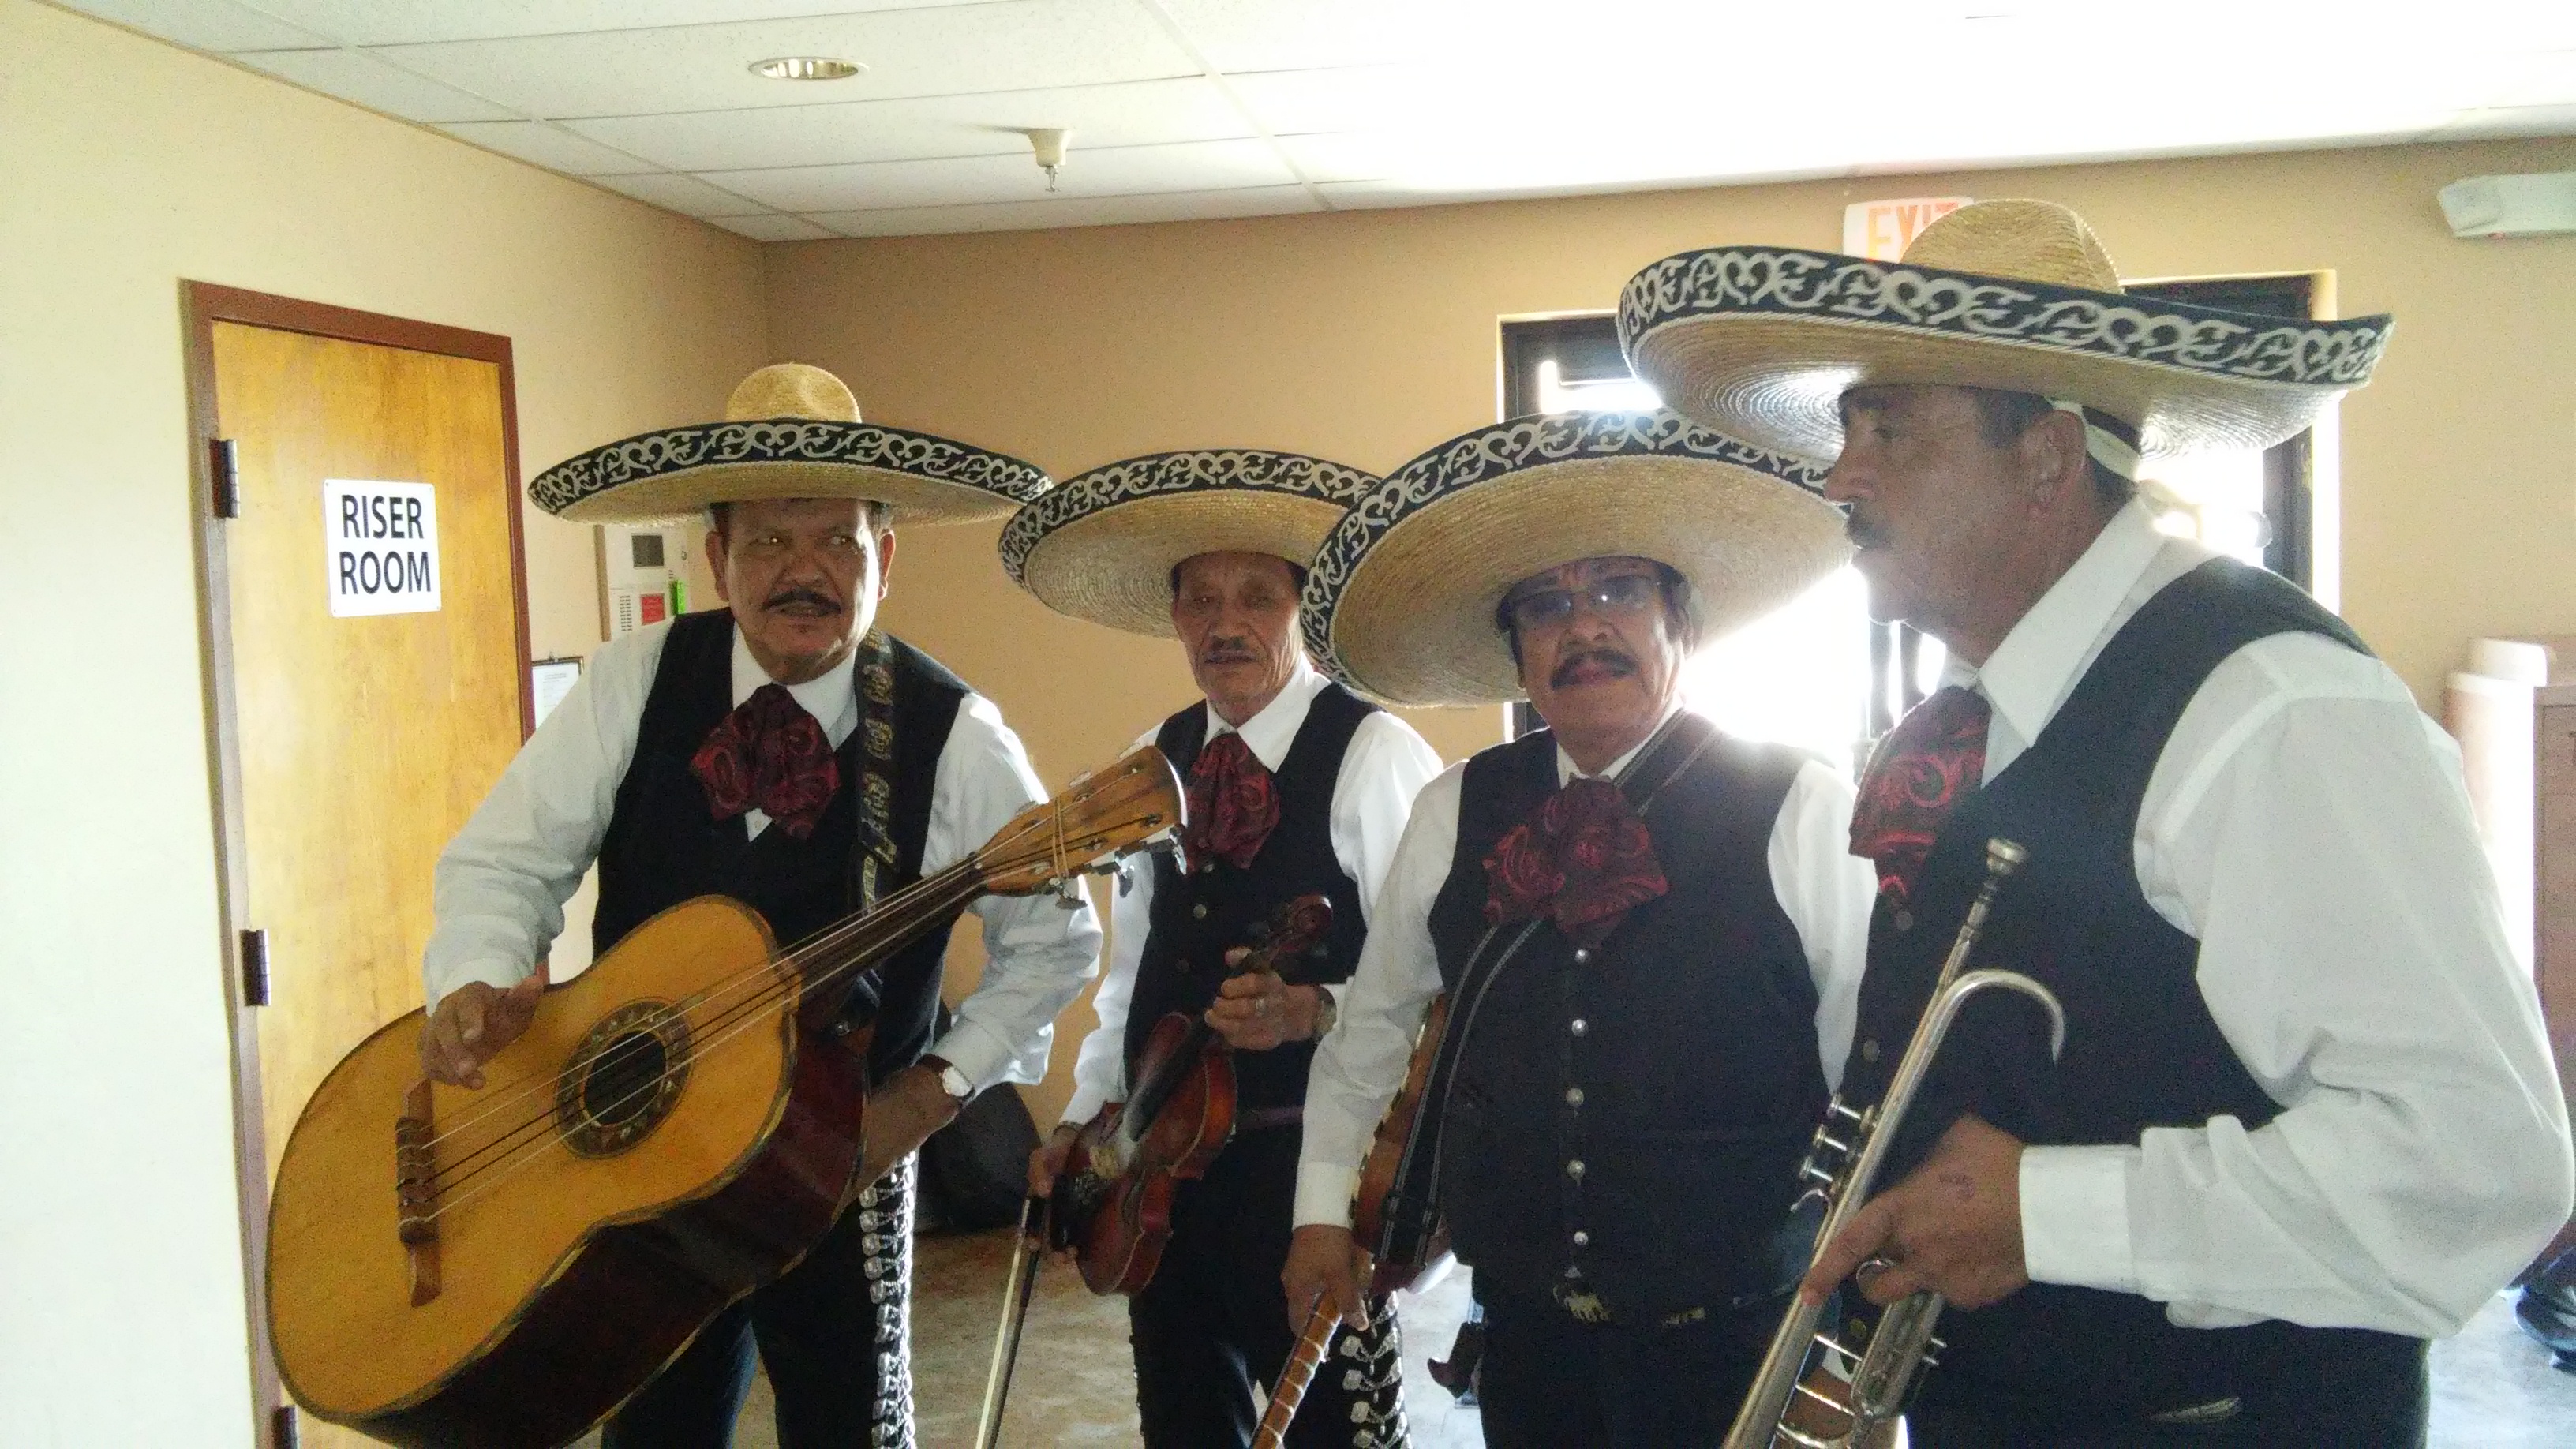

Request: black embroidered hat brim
left=1001, top=449, right=1380, bottom=638
left=527, top=417, right=1051, bottom=526
left=1304, top=410, right=1848, bottom=707
left=1619, top=246, right=2393, bottom=463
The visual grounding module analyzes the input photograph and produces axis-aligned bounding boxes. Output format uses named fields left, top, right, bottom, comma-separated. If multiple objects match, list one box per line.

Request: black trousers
left=1473, top=1285, right=1784, bottom=1449
left=1906, top=1373, right=2429, bottom=1449
left=601, top=1158, right=915, bottom=1449
left=1129, top=1125, right=1409, bottom=1448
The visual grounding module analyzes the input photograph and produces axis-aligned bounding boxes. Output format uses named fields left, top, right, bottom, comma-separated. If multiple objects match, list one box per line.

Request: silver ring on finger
left=1855, top=1254, right=1900, bottom=1286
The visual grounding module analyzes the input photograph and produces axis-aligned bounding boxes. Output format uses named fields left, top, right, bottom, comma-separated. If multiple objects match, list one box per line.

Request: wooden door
left=194, top=293, right=530, bottom=1448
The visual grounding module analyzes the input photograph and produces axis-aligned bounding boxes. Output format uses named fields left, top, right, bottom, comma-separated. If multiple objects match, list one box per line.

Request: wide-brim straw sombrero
left=1304, top=410, right=1848, bottom=706
left=1619, top=199, right=2393, bottom=463
left=1000, top=449, right=1379, bottom=638
left=527, top=363, right=1050, bottom=525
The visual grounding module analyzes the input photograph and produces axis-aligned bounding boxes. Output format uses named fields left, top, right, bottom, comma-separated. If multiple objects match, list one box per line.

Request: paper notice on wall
left=324, top=480, right=441, bottom=617
left=1842, top=197, right=1971, bottom=261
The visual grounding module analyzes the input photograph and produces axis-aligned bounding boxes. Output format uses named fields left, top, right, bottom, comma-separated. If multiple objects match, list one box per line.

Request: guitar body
left=1056, top=1011, right=1236, bottom=1296
left=268, top=895, right=865, bottom=1449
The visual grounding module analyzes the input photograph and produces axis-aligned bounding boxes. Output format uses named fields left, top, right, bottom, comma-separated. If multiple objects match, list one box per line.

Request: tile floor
left=575, top=1230, right=2574, bottom=1447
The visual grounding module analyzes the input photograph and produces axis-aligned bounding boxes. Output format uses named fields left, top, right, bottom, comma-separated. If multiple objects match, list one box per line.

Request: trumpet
left=1724, top=837, right=2065, bottom=1449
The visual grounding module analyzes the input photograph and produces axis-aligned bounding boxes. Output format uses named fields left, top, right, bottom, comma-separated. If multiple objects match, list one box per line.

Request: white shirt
left=1058, top=656, right=1446, bottom=1126
left=1292, top=702, right=1879, bottom=1228
left=421, top=618, right=1103, bottom=1094
left=1965, top=499, right=2571, bottom=1336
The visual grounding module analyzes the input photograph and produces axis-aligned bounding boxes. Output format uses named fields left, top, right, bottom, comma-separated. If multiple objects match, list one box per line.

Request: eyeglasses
left=1503, top=573, right=1663, bottom=634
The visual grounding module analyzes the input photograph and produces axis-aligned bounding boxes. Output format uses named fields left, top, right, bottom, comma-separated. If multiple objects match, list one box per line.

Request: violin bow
left=974, top=1195, right=1050, bottom=1449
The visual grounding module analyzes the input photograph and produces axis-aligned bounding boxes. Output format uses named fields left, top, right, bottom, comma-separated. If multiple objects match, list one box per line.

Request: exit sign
left=1843, top=197, right=1971, bottom=261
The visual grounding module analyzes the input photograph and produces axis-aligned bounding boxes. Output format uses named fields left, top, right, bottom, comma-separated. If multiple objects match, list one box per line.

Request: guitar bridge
left=395, top=1078, right=442, bottom=1306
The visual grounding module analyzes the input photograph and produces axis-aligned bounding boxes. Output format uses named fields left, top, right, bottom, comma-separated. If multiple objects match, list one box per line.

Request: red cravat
left=1183, top=732, right=1280, bottom=871
left=1849, top=686, right=1992, bottom=903
left=1483, top=777, right=1670, bottom=949
left=691, top=683, right=841, bottom=841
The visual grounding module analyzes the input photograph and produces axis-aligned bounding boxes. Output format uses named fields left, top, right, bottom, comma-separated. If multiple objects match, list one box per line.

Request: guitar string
left=412, top=861, right=983, bottom=1201
left=417, top=867, right=993, bottom=1223
left=410, top=773, right=1133, bottom=1160
left=413, top=787, right=1159, bottom=1212
left=414, top=850, right=980, bottom=1165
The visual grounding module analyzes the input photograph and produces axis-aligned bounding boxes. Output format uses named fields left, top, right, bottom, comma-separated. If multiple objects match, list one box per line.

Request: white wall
left=0, top=4, right=766, bottom=1442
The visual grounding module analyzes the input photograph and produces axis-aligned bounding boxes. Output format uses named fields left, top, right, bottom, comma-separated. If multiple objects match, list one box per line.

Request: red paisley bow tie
left=1484, top=777, right=1670, bottom=949
left=1184, top=731, right=1280, bottom=871
left=1849, top=685, right=1991, bottom=903
left=691, top=683, right=841, bottom=841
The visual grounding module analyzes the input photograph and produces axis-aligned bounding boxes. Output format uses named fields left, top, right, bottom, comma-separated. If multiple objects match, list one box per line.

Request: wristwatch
left=1309, top=987, right=1339, bottom=1041
left=919, top=1054, right=974, bottom=1106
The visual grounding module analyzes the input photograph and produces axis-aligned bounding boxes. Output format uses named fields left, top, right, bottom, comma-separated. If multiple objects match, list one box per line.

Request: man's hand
left=1282, top=1223, right=1370, bottom=1332
left=858, top=1063, right=964, bottom=1191
left=419, top=969, right=547, bottom=1088
left=1800, top=1114, right=2030, bottom=1311
left=1028, top=1122, right=1081, bottom=1198
left=1206, top=968, right=1323, bottom=1051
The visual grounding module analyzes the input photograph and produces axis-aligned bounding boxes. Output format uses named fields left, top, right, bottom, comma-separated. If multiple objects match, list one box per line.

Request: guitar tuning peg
left=1054, top=877, right=1085, bottom=911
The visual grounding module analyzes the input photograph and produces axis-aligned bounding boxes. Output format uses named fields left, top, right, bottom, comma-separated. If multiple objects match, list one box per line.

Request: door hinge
left=209, top=436, right=241, bottom=519
left=270, top=1403, right=298, bottom=1449
left=240, top=927, right=271, bottom=1008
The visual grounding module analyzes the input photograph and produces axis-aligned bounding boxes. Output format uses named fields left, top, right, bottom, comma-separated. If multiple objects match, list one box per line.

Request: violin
left=1049, top=893, right=1335, bottom=1296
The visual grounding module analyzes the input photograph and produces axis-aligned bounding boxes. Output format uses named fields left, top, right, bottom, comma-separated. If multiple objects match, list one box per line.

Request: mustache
left=1551, top=647, right=1637, bottom=687
left=761, top=586, right=843, bottom=613
left=1845, top=508, right=1892, bottom=549
left=1198, top=638, right=1260, bottom=665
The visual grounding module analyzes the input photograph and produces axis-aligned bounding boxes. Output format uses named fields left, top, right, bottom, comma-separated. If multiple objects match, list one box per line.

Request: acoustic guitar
left=1258, top=992, right=1454, bottom=1447
left=1049, top=893, right=1335, bottom=1296
left=265, top=747, right=1183, bottom=1449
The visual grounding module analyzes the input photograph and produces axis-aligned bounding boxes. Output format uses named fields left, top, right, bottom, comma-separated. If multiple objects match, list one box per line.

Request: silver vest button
left=1569, top=1018, right=1589, bottom=1037
left=1571, top=1230, right=1591, bottom=1247
left=1565, top=1087, right=1585, bottom=1107
left=1191, top=902, right=1208, bottom=920
left=1572, top=948, right=1593, bottom=964
left=1566, top=1159, right=1586, bottom=1180
left=1860, top=1038, right=1881, bottom=1063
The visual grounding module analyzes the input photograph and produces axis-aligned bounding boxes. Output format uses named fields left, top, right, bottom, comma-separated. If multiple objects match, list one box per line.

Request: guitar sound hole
left=556, top=1000, right=691, bottom=1158
left=584, top=1033, right=666, bottom=1127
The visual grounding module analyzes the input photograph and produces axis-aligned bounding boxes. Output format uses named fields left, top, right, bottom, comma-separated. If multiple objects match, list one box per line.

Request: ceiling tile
left=705, top=212, right=839, bottom=241
left=54, top=0, right=329, bottom=51
left=439, top=120, right=655, bottom=175
left=566, top=77, right=1251, bottom=172
left=706, top=137, right=1296, bottom=211
left=1151, top=0, right=1453, bottom=71
left=586, top=170, right=770, bottom=217
left=375, top=1, right=1200, bottom=120
left=240, top=2, right=1011, bottom=47
left=230, top=47, right=520, bottom=122
left=810, top=183, right=1317, bottom=236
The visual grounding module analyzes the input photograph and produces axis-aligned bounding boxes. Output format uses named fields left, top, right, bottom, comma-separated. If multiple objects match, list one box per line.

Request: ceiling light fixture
left=749, top=56, right=863, bottom=81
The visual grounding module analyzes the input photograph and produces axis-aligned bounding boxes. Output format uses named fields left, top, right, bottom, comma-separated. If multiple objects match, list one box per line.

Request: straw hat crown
left=727, top=363, right=862, bottom=424
left=1901, top=199, right=2121, bottom=291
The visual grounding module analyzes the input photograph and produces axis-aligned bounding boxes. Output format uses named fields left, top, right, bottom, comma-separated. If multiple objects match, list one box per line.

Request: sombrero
left=1304, top=410, right=1847, bottom=706
left=1619, top=199, right=2392, bottom=464
left=1001, top=449, right=1379, bottom=638
left=527, top=363, right=1050, bottom=525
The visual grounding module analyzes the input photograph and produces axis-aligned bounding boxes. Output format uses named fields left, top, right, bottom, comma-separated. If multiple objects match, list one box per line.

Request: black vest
left=1424, top=721, right=1824, bottom=1319
left=1844, top=559, right=2427, bottom=1430
left=1125, top=684, right=1377, bottom=1117
left=593, top=611, right=968, bottom=1083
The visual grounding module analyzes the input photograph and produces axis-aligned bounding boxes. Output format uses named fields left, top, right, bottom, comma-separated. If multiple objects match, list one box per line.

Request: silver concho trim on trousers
left=1339, top=1294, right=1411, bottom=1449
left=856, top=1155, right=915, bottom=1449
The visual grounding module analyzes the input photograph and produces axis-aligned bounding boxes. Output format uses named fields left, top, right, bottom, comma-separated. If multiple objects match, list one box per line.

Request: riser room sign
left=324, top=479, right=442, bottom=618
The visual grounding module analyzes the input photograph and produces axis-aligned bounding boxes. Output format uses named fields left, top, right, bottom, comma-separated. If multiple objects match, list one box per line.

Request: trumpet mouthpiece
left=1985, top=838, right=2028, bottom=875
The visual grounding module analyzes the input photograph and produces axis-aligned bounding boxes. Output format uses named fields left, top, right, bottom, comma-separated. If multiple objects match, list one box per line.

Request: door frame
left=182, top=283, right=533, bottom=1447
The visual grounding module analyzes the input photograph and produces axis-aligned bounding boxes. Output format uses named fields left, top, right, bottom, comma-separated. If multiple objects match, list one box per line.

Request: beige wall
left=0, top=2, right=765, bottom=1443
left=769, top=135, right=2576, bottom=1128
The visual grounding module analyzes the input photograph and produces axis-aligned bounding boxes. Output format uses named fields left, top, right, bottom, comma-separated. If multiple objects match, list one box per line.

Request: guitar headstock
left=976, top=746, right=1187, bottom=897
left=1234, top=893, right=1334, bottom=982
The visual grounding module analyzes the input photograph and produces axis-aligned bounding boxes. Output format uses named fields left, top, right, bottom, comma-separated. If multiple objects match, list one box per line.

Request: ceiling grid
left=52, top=0, right=2576, bottom=239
